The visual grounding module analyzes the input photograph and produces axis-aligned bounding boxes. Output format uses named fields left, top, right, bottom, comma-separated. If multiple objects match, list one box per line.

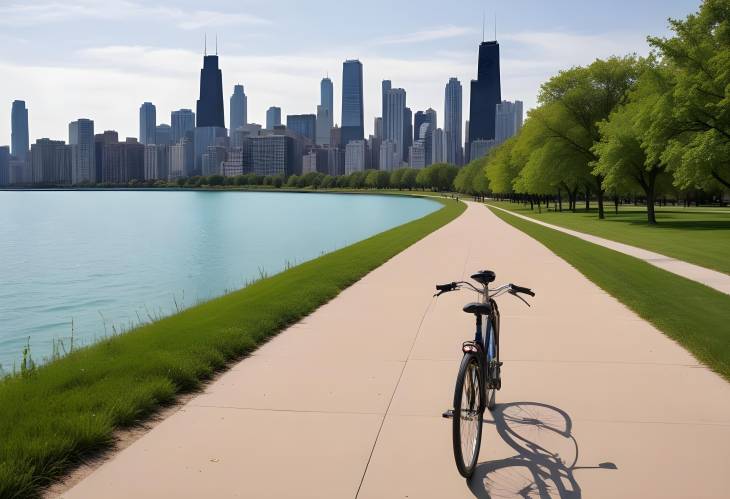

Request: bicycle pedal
left=442, top=409, right=454, bottom=419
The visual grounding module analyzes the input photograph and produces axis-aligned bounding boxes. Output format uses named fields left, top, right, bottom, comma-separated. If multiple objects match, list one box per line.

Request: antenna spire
left=494, top=13, right=497, bottom=41
left=482, top=11, right=485, bottom=42
left=204, top=33, right=207, bottom=56
left=215, top=34, right=218, bottom=55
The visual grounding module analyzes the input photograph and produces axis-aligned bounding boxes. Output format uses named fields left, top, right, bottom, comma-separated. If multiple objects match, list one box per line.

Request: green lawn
left=488, top=206, right=730, bottom=382
left=0, top=196, right=465, bottom=499
left=486, top=201, right=730, bottom=275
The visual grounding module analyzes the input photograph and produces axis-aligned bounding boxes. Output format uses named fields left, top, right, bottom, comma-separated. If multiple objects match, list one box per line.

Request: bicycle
left=435, top=270, right=535, bottom=478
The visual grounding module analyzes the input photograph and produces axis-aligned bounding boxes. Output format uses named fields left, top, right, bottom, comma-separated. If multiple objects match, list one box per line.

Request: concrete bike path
left=61, top=202, right=730, bottom=499
left=488, top=203, right=730, bottom=296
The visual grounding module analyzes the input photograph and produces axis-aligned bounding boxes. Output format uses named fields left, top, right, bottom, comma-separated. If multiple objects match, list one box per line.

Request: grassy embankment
left=488, top=206, right=730, bottom=382
left=487, top=201, right=730, bottom=275
left=0, top=196, right=465, bottom=499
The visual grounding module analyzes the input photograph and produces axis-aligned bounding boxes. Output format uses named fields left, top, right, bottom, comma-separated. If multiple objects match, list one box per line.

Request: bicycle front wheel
left=452, top=353, right=483, bottom=478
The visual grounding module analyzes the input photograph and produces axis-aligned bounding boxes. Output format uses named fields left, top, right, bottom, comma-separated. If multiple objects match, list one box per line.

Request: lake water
left=0, top=191, right=439, bottom=370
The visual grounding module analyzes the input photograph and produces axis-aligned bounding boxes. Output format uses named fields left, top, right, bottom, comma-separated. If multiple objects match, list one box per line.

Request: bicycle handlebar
left=434, top=280, right=536, bottom=301
left=510, top=284, right=536, bottom=297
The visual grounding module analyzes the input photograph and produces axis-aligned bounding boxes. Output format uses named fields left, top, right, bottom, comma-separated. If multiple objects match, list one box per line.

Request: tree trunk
left=711, top=170, right=730, bottom=189
left=585, top=187, right=590, bottom=211
left=557, top=189, right=563, bottom=212
left=614, top=195, right=619, bottom=215
left=595, top=176, right=605, bottom=219
left=646, top=173, right=658, bottom=225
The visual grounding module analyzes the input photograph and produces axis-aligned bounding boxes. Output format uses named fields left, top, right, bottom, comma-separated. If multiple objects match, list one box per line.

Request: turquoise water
left=0, top=191, right=439, bottom=370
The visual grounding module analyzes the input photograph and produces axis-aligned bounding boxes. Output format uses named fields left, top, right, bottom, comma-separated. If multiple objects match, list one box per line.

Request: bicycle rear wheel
left=452, top=352, right=483, bottom=478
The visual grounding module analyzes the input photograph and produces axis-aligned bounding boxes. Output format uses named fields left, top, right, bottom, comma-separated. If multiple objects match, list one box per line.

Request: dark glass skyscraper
left=341, top=60, right=364, bottom=147
left=196, top=55, right=225, bottom=128
left=11, top=100, right=29, bottom=161
left=287, top=114, right=317, bottom=143
left=468, top=41, right=501, bottom=144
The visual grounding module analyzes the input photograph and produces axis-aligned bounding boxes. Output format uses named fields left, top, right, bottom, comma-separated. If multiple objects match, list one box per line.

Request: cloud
left=0, top=30, right=656, bottom=144
left=373, top=26, right=476, bottom=45
left=0, top=1, right=269, bottom=30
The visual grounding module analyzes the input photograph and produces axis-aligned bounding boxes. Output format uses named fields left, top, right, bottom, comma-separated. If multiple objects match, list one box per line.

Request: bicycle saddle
left=471, top=270, right=496, bottom=284
left=463, top=302, right=492, bottom=315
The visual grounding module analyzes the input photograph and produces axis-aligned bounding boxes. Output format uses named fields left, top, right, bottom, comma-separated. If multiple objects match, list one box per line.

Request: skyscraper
left=11, top=100, right=29, bottom=162
left=171, top=109, right=195, bottom=144
left=266, top=107, right=282, bottom=130
left=31, top=138, right=71, bottom=185
left=196, top=54, right=225, bottom=128
left=287, top=114, right=317, bottom=143
left=374, top=117, right=383, bottom=140
left=403, top=107, right=412, bottom=163
left=381, top=80, right=391, bottom=122
left=383, top=86, right=406, bottom=163
left=495, top=100, right=524, bottom=143
left=468, top=41, right=501, bottom=145
left=139, top=102, right=156, bottom=145
left=155, top=124, right=173, bottom=146
left=317, top=77, right=334, bottom=145
left=0, top=146, right=9, bottom=186
left=69, top=118, right=95, bottom=184
left=444, top=77, right=463, bottom=165
left=230, top=84, right=247, bottom=132
left=414, top=109, right=437, bottom=143
left=341, top=60, right=364, bottom=147
left=344, top=140, right=366, bottom=174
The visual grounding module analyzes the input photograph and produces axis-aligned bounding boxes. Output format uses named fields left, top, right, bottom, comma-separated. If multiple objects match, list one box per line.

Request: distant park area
left=487, top=201, right=730, bottom=275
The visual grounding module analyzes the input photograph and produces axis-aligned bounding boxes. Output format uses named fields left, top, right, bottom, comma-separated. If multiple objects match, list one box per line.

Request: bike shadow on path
left=468, top=401, right=617, bottom=498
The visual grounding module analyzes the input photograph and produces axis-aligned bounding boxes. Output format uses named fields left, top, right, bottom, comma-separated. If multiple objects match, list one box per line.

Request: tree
left=534, top=56, right=645, bottom=218
left=400, top=168, right=418, bottom=190
left=208, top=174, right=224, bottom=186
left=485, top=136, right=521, bottom=195
left=415, top=167, right=433, bottom=189
left=430, top=163, right=459, bottom=191
left=365, top=170, right=380, bottom=188
left=648, top=0, right=730, bottom=190
left=593, top=67, right=670, bottom=224
left=390, top=168, right=405, bottom=188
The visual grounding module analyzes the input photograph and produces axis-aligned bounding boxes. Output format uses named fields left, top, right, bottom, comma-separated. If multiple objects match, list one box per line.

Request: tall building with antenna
left=467, top=30, right=501, bottom=159
left=196, top=36, right=225, bottom=128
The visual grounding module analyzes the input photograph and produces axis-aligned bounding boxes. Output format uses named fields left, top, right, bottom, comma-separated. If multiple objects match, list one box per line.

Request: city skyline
left=0, top=0, right=698, bottom=142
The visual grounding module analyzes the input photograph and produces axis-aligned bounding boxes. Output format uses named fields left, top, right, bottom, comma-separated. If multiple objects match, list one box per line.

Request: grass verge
left=0, top=196, right=465, bottom=499
left=487, top=201, right=730, bottom=275
left=488, top=206, right=730, bottom=381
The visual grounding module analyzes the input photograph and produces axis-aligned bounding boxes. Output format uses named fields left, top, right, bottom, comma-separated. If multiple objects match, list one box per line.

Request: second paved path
left=63, top=202, right=730, bottom=499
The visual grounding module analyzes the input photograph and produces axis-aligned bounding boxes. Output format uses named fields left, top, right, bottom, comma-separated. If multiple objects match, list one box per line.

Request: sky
left=0, top=0, right=701, bottom=144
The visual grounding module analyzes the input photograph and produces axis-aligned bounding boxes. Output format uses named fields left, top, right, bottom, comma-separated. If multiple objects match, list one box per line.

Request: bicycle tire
left=452, top=352, right=483, bottom=478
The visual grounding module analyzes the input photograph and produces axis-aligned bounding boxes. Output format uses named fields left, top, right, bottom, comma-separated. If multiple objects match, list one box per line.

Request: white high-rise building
left=409, top=142, right=425, bottom=169
left=144, top=144, right=169, bottom=180
left=379, top=139, right=397, bottom=172
left=432, top=128, right=446, bottom=164
left=171, top=109, right=195, bottom=144
left=345, top=140, right=366, bottom=174
left=383, top=87, right=406, bottom=163
left=495, top=100, right=524, bottom=144
left=444, top=77, right=463, bottom=165
left=316, top=105, right=332, bottom=146
left=69, top=118, right=95, bottom=184
left=316, top=77, right=334, bottom=145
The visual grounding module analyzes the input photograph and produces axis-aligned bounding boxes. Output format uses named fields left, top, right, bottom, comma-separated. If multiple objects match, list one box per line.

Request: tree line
left=454, top=0, right=729, bottom=223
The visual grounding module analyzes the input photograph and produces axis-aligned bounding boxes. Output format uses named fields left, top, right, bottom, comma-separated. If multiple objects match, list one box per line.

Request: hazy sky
left=0, top=0, right=700, bottom=143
